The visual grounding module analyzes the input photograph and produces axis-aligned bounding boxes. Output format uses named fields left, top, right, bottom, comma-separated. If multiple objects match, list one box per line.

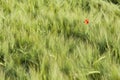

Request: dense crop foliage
left=0, top=0, right=120, bottom=80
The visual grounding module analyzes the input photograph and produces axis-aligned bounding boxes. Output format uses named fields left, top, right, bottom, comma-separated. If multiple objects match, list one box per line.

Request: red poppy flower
left=84, top=19, right=89, bottom=24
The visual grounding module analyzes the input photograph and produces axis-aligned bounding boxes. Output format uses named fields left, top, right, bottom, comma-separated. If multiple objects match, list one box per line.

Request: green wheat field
left=0, top=0, right=120, bottom=80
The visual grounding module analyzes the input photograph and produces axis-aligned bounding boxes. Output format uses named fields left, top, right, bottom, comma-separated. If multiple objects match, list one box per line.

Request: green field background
left=0, top=0, right=120, bottom=80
